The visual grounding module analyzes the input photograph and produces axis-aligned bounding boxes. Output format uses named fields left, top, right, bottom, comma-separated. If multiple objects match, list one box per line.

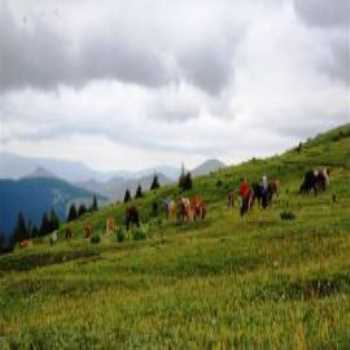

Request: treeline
left=122, top=171, right=192, bottom=204
left=0, top=195, right=100, bottom=252
left=123, top=174, right=161, bottom=203
left=67, top=195, right=98, bottom=222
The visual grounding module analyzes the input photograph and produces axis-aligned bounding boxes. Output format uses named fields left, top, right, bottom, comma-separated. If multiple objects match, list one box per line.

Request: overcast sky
left=0, top=0, right=349, bottom=171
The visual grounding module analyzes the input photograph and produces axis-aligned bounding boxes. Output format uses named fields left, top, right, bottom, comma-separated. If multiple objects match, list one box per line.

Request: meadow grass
left=0, top=125, right=349, bottom=349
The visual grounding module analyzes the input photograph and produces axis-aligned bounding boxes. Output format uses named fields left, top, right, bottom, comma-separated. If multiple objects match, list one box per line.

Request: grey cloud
left=0, top=4, right=173, bottom=92
left=179, top=43, right=234, bottom=96
left=149, top=101, right=200, bottom=123
left=322, top=34, right=350, bottom=84
left=0, top=5, right=73, bottom=91
left=0, top=2, right=237, bottom=96
left=293, top=0, right=350, bottom=28
left=293, top=0, right=349, bottom=85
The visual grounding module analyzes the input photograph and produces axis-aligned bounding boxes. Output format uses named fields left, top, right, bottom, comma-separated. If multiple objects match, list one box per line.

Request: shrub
left=90, top=233, right=101, bottom=244
left=280, top=211, right=296, bottom=221
left=216, top=179, right=223, bottom=187
left=132, top=225, right=149, bottom=241
left=116, top=227, right=126, bottom=243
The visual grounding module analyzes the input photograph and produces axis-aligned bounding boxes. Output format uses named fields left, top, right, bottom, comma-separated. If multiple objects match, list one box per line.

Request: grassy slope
left=0, top=124, right=349, bottom=349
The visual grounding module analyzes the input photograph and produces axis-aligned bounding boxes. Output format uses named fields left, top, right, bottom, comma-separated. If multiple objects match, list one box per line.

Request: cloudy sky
left=0, top=0, right=349, bottom=171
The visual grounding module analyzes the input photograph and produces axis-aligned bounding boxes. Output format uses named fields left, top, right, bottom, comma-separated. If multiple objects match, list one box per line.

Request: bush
left=90, top=233, right=101, bottom=244
left=132, top=225, right=149, bottom=241
left=116, top=227, right=126, bottom=243
left=280, top=211, right=296, bottom=221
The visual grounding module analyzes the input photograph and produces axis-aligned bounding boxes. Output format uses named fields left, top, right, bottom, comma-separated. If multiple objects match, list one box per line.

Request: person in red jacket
left=239, top=178, right=252, bottom=217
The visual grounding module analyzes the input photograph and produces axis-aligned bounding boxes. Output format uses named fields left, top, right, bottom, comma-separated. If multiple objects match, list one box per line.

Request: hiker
left=261, top=175, right=269, bottom=209
left=239, top=178, right=253, bottom=217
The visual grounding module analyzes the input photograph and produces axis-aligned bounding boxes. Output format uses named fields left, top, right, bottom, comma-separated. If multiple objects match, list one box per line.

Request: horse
left=84, top=223, right=93, bottom=239
left=177, top=197, right=193, bottom=223
left=227, top=191, right=235, bottom=208
left=300, top=168, right=330, bottom=195
left=125, top=206, right=140, bottom=230
left=162, top=198, right=177, bottom=221
left=252, top=179, right=279, bottom=209
left=190, top=196, right=207, bottom=221
left=106, top=217, right=116, bottom=235
left=65, top=227, right=72, bottom=240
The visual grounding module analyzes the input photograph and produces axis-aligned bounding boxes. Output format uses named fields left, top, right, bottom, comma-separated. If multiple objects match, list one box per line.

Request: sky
left=0, top=0, right=349, bottom=171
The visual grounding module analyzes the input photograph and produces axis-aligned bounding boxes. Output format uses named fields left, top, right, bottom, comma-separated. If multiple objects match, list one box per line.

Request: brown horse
left=84, top=223, right=93, bottom=239
left=227, top=191, right=235, bottom=208
left=106, top=217, right=117, bottom=235
left=177, top=197, right=193, bottom=223
left=65, top=227, right=72, bottom=240
left=125, top=206, right=140, bottom=230
left=190, top=196, right=207, bottom=221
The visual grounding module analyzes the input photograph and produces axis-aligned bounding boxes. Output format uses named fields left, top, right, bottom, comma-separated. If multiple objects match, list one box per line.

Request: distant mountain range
left=75, top=160, right=226, bottom=200
left=0, top=153, right=226, bottom=235
left=0, top=176, right=106, bottom=237
left=192, top=159, right=226, bottom=177
left=76, top=173, right=173, bottom=201
left=0, top=152, right=181, bottom=182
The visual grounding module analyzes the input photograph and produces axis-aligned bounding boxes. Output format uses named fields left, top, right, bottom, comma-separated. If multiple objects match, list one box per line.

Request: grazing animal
left=227, top=191, right=235, bottom=208
left=177, top=197, right=193, bottom=223
left=190, top=196, right=207, bottom=221
left=65, top=227, right=72, bottom=240
left=84, top=223, right=93, bottom=239
left=251, top=179, right=279, bottom=209
left=106, top=217, right=116, bottom=235
left=20, top=240, right=32, bottom=248
left=300, top=168, right=330, bottom=195
left=125, top=206, right=140, bottom=230
left=163, top=199, right=177, bottom=221
left=49, top=230, right=58, bottom=245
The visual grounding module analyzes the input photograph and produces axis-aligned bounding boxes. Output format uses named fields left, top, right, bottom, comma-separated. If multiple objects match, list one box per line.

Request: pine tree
left=90, top=195, right=98, bottom=212
left=185, top=172, right=193, bottom=190
left=67, top=204, right=78, bottom=222
left=14, top=212, right=28, bottom=242
left=135, top=185, right=143, bottom=198
left=78, top=204, right=87, bottom=217
left=124, top=189, right=131, bottom=203
left=40, top=212, right=51, bottom=236
left=0, top=231, right=5, bottom=252
left=32, top=225, right=39, bottom=238
left=178, top=163, right=187, bottom=191
left=179, top=171, right=192, bottom=192
left=150, top=174, right=160, bottom=190
left=49, top=209, right=60, bottom=231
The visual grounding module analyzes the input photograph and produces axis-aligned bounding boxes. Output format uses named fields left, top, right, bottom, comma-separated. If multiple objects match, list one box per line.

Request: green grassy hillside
left=0, top=124, right=349, bottom=349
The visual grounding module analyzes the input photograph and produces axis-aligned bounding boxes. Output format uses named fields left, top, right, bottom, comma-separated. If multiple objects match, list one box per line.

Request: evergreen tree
left=178, top=162, right=187, bottom=191
left=124, top=189, right=131, bottom=203
left=40, top=212, right=51, bottom=236
left=179, top=171, right=192, bottom=192
left=13, top=212, right=28, bottom=242
left=27, top=220, right=33, bottom=238
left=78, top=204, right=87, bottom=217
left=67, top=204, right=78, bottom=222
left=150, top=174, right=160, bottom=190
left=32, top=225, right=39, bottom=238
left=135, top=185, right=143, bottom=199
left=90, top=195, right=98, bottom=212
left=49, top=209, right=60, bottom=232
left=185, top=172, right=193, bottom=190
left=0, top=231, right=5, bottom=252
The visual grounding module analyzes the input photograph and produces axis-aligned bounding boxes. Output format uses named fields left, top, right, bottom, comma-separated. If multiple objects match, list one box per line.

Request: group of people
left=237, top=175, right=279, bottom=217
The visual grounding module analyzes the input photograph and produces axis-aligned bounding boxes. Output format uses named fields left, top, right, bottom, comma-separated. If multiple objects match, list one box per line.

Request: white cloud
left=0, top=0, right=349, bottom=171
